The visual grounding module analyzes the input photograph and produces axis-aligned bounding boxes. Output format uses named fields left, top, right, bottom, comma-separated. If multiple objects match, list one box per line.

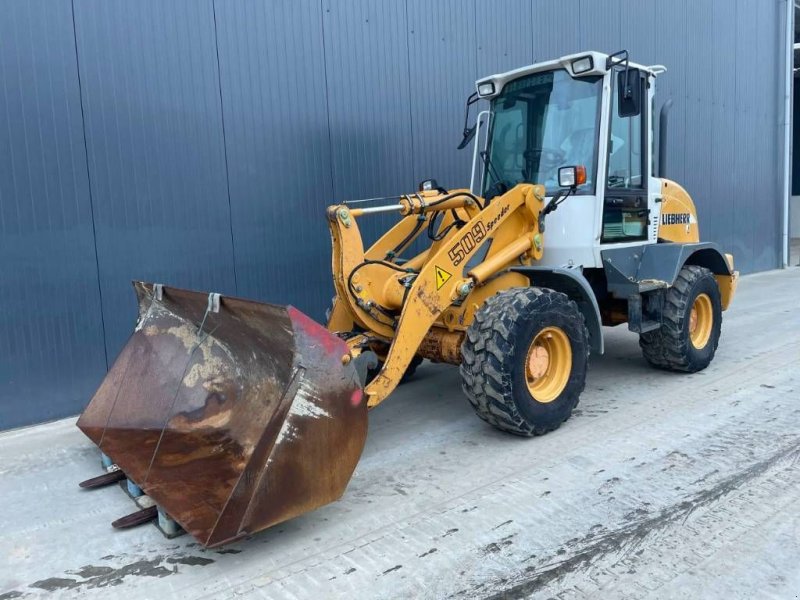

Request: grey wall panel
left=654, top=0, right=688, bottom=188
left=214, top=0, right=334, bottom=316
left=73, top=0, right=237, bottom=360
left=618, top=0, right=656, bottom=65
left=731, top=0, right=759, bottom=270
left=322, top=0, right=414, bottom=202
left=321, top=0, right=416, bottom=251
left=531, top=0, right=581, bottom=60
left=708, top=1, right=738, bottom=257
left=682, top=1, right=715, bottom=246
left=751, top=0, right=781, bottom=271
left=732, top=106, right=756, bottom=270
left=476, top=0, right=534, bottom=76
left=710, top=103, right=738, bottom=256
left=685, top=0, right=714, bottom=103
left=684, top=98, right=715, bottom=241
left=752, top=0, right=782, bottom=271
left=711, top=1, right=737, bottom=104
left=407, top=0, right=477, bottom=190
left=0, top=0, right=107, bottom=428
left=579, top=0, right=622, bottom=55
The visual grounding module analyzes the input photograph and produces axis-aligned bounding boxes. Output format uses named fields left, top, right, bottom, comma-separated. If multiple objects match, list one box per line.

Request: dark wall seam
left=211, top=0, right=239, bottom=295
left=402, top=0, right=417, bottom=184
left=319, top=0, right=338, bottom=201
left=70, top=0, right=109, bottom=371
left=473, top=0, right=479, bottom=80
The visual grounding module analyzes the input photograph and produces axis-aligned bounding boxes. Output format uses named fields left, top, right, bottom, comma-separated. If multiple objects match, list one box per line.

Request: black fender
left=601, top=242, right=733, bottom=298
left=511, top=266, right=604, bottom=355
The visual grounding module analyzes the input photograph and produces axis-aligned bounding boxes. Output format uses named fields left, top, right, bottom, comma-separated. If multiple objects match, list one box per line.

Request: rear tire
left=460, top=287, right=589, bottom=437
left=639, top=265, right=722, bottom=372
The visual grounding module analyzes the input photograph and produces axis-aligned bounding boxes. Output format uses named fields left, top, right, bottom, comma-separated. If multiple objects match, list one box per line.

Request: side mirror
left=617, top=67, right=642, bottom=117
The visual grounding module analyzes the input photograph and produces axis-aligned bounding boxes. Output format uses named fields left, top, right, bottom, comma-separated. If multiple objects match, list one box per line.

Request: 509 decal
left=447, top=205, right=510, bottom=266
left=448, top=223, right=486, bottom=266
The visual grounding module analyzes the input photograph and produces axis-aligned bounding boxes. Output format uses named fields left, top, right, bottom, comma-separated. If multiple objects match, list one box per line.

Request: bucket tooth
left=77, top=282, right=367, bottom=547
left=112, top=505, right=158, bottom=529
left=79, top=468, right=126, bottom=489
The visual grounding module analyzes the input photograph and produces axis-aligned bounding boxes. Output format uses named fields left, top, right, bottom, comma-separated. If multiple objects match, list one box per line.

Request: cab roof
left=476, top=51, right=666, bottom=99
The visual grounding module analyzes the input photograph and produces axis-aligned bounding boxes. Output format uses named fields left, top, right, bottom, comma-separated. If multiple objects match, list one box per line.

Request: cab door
left=601, top=68, right=650, bottom=245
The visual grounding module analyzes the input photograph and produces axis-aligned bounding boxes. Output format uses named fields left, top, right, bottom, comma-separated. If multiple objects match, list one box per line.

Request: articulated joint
left=455, top=279, right=474, bottom=299
left=337, top=207, right=352, bottom=227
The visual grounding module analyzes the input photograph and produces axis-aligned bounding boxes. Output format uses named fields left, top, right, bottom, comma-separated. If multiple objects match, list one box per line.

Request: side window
left=487, top=105, right=527, bottom=187
left=602, top=69, right=648, bottom=243
left=607, top=70, right=643, bottom=189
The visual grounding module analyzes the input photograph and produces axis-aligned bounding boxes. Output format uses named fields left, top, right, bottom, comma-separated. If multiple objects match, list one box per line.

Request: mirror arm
left=606, top=50, right=632, bottom=99
left=462, top=92, right=479, bottom=136
left=622, top=63, right=631, bottom=99
left=538, top=187, right=575, bottom=233
left=457, top=92, right=480, bottom=150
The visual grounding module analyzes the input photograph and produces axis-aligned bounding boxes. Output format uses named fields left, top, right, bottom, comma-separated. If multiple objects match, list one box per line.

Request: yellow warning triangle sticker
left=435, top=265, right=452, bottom=290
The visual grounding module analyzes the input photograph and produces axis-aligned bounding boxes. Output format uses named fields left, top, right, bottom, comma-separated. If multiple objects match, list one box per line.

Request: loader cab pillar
left=601, top=66, right=650, bottom=243
left=471, top=51, right=662, bottom=269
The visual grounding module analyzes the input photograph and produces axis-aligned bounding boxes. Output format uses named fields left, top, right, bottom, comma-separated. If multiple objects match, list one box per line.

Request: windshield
left=482, top=69, right=602, bottom=195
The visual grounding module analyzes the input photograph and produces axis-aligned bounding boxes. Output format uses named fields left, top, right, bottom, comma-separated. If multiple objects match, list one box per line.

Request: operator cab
left=466, top=51, right=666, bottom=269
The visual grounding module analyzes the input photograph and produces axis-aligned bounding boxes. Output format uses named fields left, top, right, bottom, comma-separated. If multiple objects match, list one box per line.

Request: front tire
left=460, top=287, right=589, bottom=437
left=639, top=265, right=722, bottom=372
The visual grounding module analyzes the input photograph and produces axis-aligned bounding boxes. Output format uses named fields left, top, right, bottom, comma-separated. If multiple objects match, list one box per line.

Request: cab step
left=627, top=293, right=662, bottom=334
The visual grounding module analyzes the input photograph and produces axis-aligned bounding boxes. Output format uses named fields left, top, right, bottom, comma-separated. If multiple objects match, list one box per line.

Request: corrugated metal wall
left=0, top=1, right=108, bottom=428
left=0, top=0, right=787, bottom=429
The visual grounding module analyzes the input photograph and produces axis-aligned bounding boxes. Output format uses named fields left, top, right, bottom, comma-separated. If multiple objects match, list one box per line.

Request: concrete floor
left=1, top=268, right=799, bottom=600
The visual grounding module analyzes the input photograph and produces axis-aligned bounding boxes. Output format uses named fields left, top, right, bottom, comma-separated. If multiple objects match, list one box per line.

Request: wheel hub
left=526, top=346, right=550, bottom=379
left=524, top=326, right=572, bottom=403
left=689, top=293, right=713, bottom=349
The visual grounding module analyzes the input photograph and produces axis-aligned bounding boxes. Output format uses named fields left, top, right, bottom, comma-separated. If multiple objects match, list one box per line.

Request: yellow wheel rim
left=689, top=293, right=713, bottom=349
left=524, top=326, right=572, bottom=403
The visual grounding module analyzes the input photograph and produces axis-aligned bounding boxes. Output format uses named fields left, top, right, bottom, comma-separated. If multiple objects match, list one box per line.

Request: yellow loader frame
left=327, top=184, right=546, bottom=407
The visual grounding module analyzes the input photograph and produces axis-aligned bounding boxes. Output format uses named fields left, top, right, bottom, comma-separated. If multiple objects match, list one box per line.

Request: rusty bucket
left=77, top=282, right=367, bottom=547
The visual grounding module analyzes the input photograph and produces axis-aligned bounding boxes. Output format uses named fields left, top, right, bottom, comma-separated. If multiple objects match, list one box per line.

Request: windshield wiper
left=480, top=151, right=509, bottom=201
left=479, top=150, right=503, bottom=183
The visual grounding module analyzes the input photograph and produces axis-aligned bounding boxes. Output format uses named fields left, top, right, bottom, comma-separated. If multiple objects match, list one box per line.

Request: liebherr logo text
left=661, top=213, right=691, bottom=225
left=448, top=205, right=510, bottom=266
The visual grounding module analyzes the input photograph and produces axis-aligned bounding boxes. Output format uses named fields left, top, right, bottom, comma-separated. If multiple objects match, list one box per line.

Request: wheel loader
left=77, top=51, right=738, bottom=547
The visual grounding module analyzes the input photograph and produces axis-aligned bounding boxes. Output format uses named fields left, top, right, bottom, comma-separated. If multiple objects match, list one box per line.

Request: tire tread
left=639, top=265, right=722, bottom=372
left=460, top=287, right=589, bottom=436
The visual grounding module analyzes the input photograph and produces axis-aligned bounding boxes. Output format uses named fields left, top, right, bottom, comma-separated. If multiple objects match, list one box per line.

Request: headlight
left=558, top=165, right=587, bottom=188
left=572, top=56, right=594, bottom=75
left=477, top=82, right=495, bottom=97
left=418, top=178, right=440, bottom=192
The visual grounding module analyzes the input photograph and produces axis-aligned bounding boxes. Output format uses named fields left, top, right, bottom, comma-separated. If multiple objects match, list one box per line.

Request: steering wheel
left=524, top=147, right=565, bottom=169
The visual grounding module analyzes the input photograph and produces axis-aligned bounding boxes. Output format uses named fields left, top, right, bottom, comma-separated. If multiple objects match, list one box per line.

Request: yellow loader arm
left=328, top=184, right=545, bottom=407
